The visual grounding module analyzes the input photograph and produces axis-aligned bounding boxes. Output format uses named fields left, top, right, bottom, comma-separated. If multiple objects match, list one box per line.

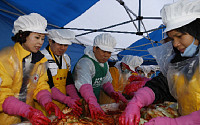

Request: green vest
left=80, top=55, right=108, bottom=102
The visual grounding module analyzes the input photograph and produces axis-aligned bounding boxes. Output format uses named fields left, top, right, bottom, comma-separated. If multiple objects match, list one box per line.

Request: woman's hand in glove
left=27, top=107, right=51, bottom=125
left=103, top=82, right=128, bottom=103
left=65, top=98, right=83, bottom=116
left=45, top=102, right=66, bottom=119
left=88, top=99, right=105, bottom=119
left=2, top=96, right=51, bottom=125
left=144, top=109, right=200, bottom=125
left=51, top=87, right=82, bottom=116
left=119, top=102, right=141, bottom=125
left=79, top=84, right=105, bottom=119
left=110, top=91, right=128, bottom=103
left=119, top=87, right=155, bottom=125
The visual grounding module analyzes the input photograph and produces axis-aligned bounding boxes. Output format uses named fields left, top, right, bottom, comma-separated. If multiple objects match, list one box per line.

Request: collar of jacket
left=14, top=43, right=31, bottom=62
left=14, top=43, right=47, bottom=64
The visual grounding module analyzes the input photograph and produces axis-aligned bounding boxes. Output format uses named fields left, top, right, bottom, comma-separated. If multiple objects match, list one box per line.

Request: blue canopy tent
left=0, top=0, right=99, bottom=30
left=117, top=24, right=165, bottom=65
left=0, top=0, right=170, bottom=69
left=0, top=0, right=98, bottom=69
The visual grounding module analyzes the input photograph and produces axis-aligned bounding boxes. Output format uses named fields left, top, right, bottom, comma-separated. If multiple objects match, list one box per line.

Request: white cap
left=47, top=29, right=75, bottom=45
left=149, top=65, right=158, bottom=72
left=138, top=65, right=151, bottom=77
left=121, top=55, right=143, bottom=72
left=93, top=33, right=117, bottom=52
left=161, top=0, right=200, bottom=32
left=12, top=13, right=47, bottom=35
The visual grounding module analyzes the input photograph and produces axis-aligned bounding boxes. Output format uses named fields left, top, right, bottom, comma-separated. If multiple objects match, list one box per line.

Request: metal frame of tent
left=0, top=0, right=165, bottom=43
left=63, top=0, right=166, bottom=62
left=117, top=25, right=165, bottom=65
left=0, top=0, right=166, bottom=63
left=63, top=0, right=166, bottom=49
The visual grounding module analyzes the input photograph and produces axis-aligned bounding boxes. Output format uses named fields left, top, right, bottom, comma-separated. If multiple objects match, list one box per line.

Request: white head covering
left=12, top=13, right=47, bottom=35
left=150, top=65, right=159, bottom=72
left=93, top=33, right=117, bottom=52
left=121, top=55, right=143, bottom=72
left=47, top=29, right=75, bottom=45
left=161, top=0, right=200, bottom=32
left=138, top=65, right=151, bottom=77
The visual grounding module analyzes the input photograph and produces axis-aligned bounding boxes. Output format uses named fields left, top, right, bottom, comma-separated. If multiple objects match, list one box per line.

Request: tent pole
left=138, top=0, right=141, bottom=33
left=0, top=9, right=21, bottom=16
left=2, top=0, right=26, bottom=15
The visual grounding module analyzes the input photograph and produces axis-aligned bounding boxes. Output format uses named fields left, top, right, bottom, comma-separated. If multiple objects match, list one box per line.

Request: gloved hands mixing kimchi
left=103, top=82, right=128, bottom=103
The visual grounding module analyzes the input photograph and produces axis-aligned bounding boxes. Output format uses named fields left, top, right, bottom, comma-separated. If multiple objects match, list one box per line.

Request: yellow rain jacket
left=0, top=43, right=51, bottom=125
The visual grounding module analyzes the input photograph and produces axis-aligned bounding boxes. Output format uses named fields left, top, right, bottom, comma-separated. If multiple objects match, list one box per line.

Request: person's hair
left=51, top=39, right=56, bottom=43
left=176, top=18, right=200, bottom=42
left=170, top=18, right=200, bottom=63
left=11, top=30, right=31, bottom=44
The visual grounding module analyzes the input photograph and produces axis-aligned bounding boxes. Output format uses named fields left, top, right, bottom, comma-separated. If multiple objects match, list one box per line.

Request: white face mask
left=181, top=38, right=198, bottom=57
left=122, top=69, right=131, bottom=74
left=140, top=73, right=145, bottom=77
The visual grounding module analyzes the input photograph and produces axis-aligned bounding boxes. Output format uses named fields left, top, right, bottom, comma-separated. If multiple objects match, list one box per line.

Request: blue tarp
left=0, top=0, right=165, bottom=68
left=66, top=44, right=85, bottom=70
left=0, top=0, right=98, bottom=68
left=0, top=0, right=99, bottom=27
left=117, top=25, right=165, bottom=65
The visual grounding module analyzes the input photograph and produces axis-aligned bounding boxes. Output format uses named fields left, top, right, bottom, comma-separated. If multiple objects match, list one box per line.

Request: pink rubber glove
left=44, top=102, right=65, bottom=119
left=128, top=75, right=151, bottom=82
left=124, top=81, right=146, bottom=96
left=144, top=110, right=200, bottom=125
left=66, top=84, right=80, bottom=100
left=119, top=87, right=155, bottom=125
left=103, top=82, right=128, bottom=103
left=3, top=96, right=51, bottom=125
left=51, top=87, right=82, bottom=116
left=79, top=84, right=105, bottom=119
left=36, top=90, right=65, bottom=119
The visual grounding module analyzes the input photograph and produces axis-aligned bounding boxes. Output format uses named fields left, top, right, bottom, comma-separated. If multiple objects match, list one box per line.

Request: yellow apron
left=35, top=49, right=69, bottom=116
left=167, top=56, right=200, bottom=116
left=52, top=68, right=69, bottom=110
